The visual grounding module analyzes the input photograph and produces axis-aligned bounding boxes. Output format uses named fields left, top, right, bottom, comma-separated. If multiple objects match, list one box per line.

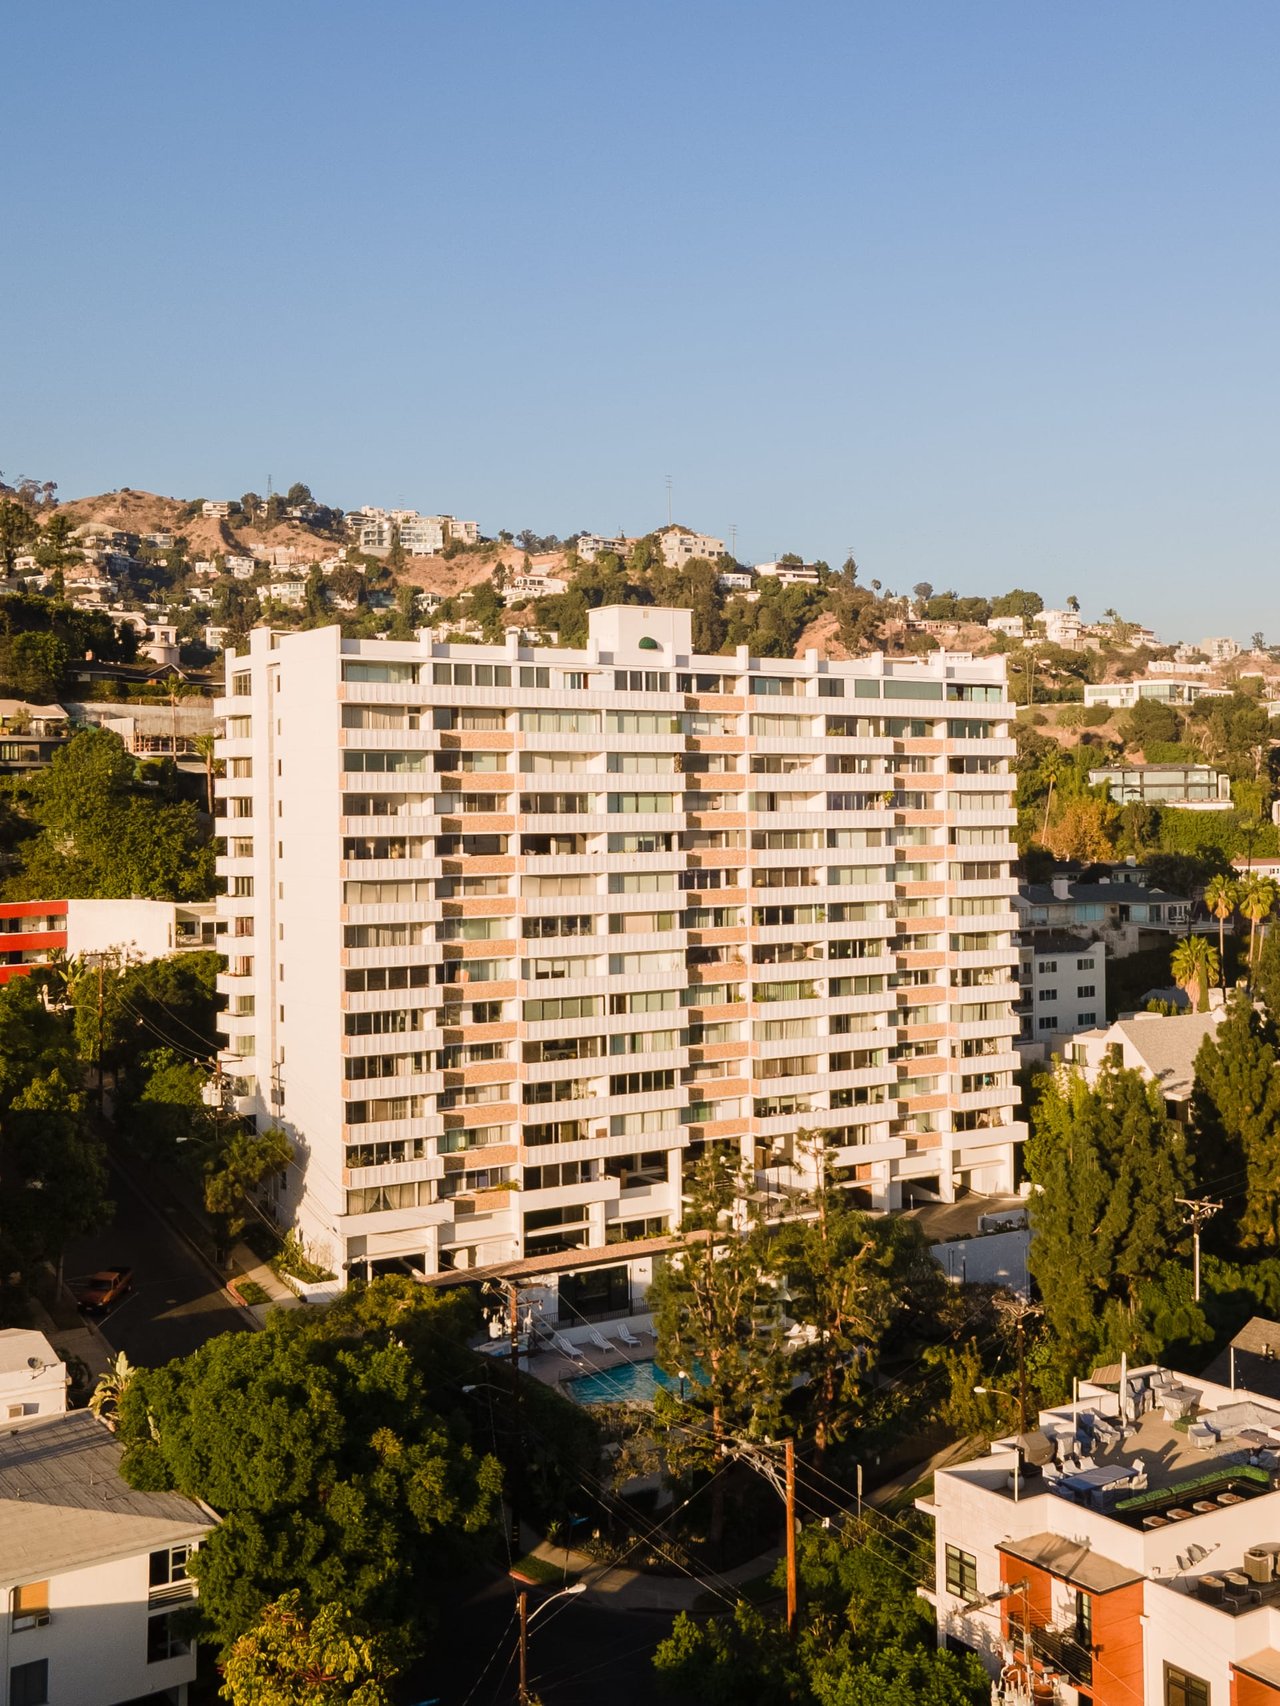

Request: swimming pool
left=565, top=1359, right=675, bottom=1405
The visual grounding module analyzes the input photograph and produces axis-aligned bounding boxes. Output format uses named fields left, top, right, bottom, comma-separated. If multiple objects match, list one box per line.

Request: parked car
left=75, top=1267, right=134, bottom=1312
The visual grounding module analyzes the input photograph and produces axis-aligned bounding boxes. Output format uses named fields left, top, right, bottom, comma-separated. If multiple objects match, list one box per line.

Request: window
left=147, top=1610, right=192, bottom=1664
left=1077, top=984, right=1095, bottom=998
left=614, top=669, right=670, bottom=692
left=1038, top=989, right=1057, bottom=1003
left=343, top=660, right=418, bottom=683
left=1038, top=1016, right=1055, bottom=1031
left=431, top=661, right=511, bottom=687
left=10, top=1582, right=48, bottom=1631
left=1039, top=960, right=1058, bottom=973
left=1076, top=957, right=1094, bottom=971
left=944, top=1545, right=978, bottom=1601
left=1164, top=1667, right=1209, bottom=1706
left=9, top=1659, right=48, bottom=1706
left=149, top=1545, right=192, bottom=1593
left=1079, top=1012, right=1096, bottom=1025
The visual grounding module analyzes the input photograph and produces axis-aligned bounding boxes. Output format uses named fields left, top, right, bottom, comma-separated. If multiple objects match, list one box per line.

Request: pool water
left=566, top=1359, right=674, bottom=1405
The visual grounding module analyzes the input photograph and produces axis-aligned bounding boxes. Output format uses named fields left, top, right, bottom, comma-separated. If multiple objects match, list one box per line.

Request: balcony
left=1006, top=1617, right=1092, bottom=1688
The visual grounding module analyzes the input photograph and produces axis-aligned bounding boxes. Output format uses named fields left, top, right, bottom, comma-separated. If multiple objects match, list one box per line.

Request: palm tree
left=1171, top=935, right=1219, bottom=1013
left=192, top=732, right=219, bottom=816
left=1203, top=873, right=1240, bottom=988
left=1239, top=874, right=1278, bottom=973
left=89, top=1351, right=135, bottom=1430
left=1040, top=750, right=1067, bottom=841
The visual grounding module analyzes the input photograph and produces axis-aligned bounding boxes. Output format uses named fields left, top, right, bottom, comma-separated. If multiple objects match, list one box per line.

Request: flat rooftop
left=989, top=1373, right=1280, bottom=1527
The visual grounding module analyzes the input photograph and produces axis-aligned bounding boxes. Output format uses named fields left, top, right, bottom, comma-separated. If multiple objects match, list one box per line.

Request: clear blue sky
left=6, top=2, right=1279, bottom=640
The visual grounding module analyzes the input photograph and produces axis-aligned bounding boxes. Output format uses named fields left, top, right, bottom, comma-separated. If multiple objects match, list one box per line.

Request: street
left=63, top=1157, right=248, bottom=1367
left=402, top=1573, right=672, bottom=1706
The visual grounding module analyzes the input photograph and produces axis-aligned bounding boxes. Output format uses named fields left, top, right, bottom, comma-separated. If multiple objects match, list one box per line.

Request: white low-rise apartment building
left=213, top=606, right=1024, bottom=1293
left=350, top=511, right=479, bottom=556
left=577, top=534, right=632, bottom=563
left=754, top=561, right=821, bottom=587
left=0, top=1344, right=216, bottom=1706
left=1016, top=933, right=1105, bottom=1055
left=657, top=527, right=725, bottom=567
left=1083, top=678, right=1231, bottom=710
left=924, top=1362, right=1280, bottom=1705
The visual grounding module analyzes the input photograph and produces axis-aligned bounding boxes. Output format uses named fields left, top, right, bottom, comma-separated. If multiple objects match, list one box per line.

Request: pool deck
left=522, top=1321, right=660, bottom=1394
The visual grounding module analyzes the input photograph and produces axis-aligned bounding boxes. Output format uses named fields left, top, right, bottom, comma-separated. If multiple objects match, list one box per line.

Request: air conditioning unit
left=1244, top=1545, right=1280, bottom=1583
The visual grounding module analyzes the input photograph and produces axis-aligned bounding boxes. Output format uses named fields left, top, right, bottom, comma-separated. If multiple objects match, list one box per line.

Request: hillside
left=54, top=489, right=342, bottom=562
left=395, top=546, right=571, bottom=599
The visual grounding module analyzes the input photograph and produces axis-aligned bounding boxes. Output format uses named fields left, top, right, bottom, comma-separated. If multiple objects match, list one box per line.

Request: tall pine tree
left=1027, top=1063, right=1191, bottom=1374
left=1193, top=990, right=1280, bottom=1247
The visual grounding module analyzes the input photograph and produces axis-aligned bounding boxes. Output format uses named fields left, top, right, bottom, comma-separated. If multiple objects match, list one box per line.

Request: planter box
left=280, top=1272, right=343, bottom=1305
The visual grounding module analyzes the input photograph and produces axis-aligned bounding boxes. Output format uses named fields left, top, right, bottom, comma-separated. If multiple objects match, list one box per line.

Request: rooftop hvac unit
left=1244, top=1545, right=1280, bottom=1583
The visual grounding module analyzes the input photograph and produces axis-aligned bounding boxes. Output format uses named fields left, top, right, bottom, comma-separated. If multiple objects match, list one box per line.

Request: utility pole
left=784, top=1437, right=798, bottom=1636
left=509, top=1279, right=523, bottom=1552
left=483, top=1278, right=526, bottom=1553
left=993, top=1294, right=1042, bottom=1434
left=95, top=957, right=105, bottom=1109
left=517, top=1589, right=529, bottom=1706
left=1177, top=1197, right=1222, bottom=1301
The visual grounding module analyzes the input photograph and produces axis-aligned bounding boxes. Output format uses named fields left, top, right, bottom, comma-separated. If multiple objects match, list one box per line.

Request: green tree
left=990, top=588, right=1044, bottom=620
left=4, top=727, right=215, bottom=900
left=117, top=1280, right=505, bottom=1651
left=1192, top=991, right=1280, bottom=1247
left=1170, top=934, right=1219, bottom=1012
left=1203, top=873, right=1240, bottom=988
left=1240, top=874, right=1278, bottom=973
left=203, top=1125, right=294, bottom=1239
left=220, top=1590, right=398, bottom=1706
left=34, top=512, right=80, bottom=571
left=769, top=1140, right=891, bottom=1460
left=4, top=1067, right=109, bottom=1268
left=1118, top=696, right=1181, bottom=751
left=1027, top=1064, right=1191, bottom=1373
left=123, top=1048, right=215, bottom=1157
left=650, top=1150, right=786, bottom=1542
left=653, top=1515, right=987, bottom=1706
left=0, top=500, right=38, bottom=572
left=0, top=630, right=70, bottom=699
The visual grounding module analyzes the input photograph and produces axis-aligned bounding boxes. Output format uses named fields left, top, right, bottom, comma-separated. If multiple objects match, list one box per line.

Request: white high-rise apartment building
left=215, top=606, right=1023, bottom=1290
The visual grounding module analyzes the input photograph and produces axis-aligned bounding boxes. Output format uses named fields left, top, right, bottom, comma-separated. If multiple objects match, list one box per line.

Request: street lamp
left=973, top=1384, right=1026, bottom=1433
left=519, top=1582, right=586, bottom=1704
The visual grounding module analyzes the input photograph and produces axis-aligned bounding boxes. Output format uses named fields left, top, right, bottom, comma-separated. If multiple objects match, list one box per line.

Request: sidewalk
left=229, top=1241, right=301, bottom=1312
left=106, top=1140, right=299, bottom=1324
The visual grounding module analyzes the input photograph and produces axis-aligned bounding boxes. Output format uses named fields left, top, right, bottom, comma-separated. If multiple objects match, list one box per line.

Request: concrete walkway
left=228, top=1242, right=301, bottom=1311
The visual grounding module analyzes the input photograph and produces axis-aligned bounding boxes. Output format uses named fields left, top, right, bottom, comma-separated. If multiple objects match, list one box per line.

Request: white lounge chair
left=551, top=1332, right=585, bottom=1364
left=588, top=1326, right=611, bottom=1352
left=616, top=1324, right=643, bottom=1348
